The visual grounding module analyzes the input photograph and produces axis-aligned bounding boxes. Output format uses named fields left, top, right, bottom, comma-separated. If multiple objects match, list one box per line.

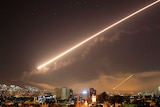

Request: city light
left=91, top=95, right=96, bottom=103
left=84, top=100, right=88, bottom=105
left=82, top=90, right=88, bottom=94
left=37, top=0, right=160, bottom=69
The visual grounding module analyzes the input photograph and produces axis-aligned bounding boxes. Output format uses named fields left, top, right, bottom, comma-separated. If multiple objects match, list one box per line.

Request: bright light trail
left=37, top=0, right=160, bottom=69
left=113, top=75, right=133, bottom=90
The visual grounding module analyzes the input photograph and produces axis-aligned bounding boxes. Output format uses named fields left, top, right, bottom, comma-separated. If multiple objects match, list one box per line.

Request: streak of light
left=113, top=75, right=133, bottom=90
left=37, top=1, right=160, bottom=69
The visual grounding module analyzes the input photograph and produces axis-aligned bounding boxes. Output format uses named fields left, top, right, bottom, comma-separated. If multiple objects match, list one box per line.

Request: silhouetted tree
left=98, top=92, right=109, bottom=103
left=109, top=95, right=124, bottom=105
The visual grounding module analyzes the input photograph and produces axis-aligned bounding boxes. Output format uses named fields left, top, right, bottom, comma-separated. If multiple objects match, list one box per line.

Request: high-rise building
left=61, top=87, right=68, bottom=100
left=68, top=89, right=73, bottom=99
left=157, top=86, right=160, bottom=95
left=53, top=88, right=61, bottom=99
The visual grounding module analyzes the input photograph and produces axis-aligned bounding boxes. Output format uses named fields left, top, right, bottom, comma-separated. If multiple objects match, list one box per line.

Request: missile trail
left=37, top=0, right=160, bottom=69
left=113, top=75, right=133, bottom=90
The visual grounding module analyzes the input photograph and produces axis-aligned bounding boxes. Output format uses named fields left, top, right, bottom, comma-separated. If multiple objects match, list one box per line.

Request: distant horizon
left=1, top=78, right=160, bottom=95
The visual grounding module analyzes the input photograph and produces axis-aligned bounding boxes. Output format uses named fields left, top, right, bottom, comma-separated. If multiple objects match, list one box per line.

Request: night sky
left=1, top=0, right=160, bottom=92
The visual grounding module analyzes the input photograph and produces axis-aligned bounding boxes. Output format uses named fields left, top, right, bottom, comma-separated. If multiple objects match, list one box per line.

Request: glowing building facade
left=61, top=87, right=68, bottom=100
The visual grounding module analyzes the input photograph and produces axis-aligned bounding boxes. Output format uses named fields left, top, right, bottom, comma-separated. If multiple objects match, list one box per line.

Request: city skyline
left=1, top=0, right=160, bottom=92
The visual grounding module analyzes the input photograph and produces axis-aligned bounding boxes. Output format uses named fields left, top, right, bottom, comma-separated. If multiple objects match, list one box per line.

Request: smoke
left=70, top=74, right=138, bottom=93
left=80, top=30, right=120, bottom=59
left=36, top=0, right=160, bottom=71
left=22, top=28, right=137, bottom=78
left=21, top=24, right=160, bottom=89
left=52, top=58, right=76, bottom=70
left=48, top=30, right=121, bottom=69
left=21, top=30, right=122, bottom=84
left=27, top=81, right=54, bottom=89
left=24, top=30, right=121, bottom=76
left=70, top=71, right=160, bottom=93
